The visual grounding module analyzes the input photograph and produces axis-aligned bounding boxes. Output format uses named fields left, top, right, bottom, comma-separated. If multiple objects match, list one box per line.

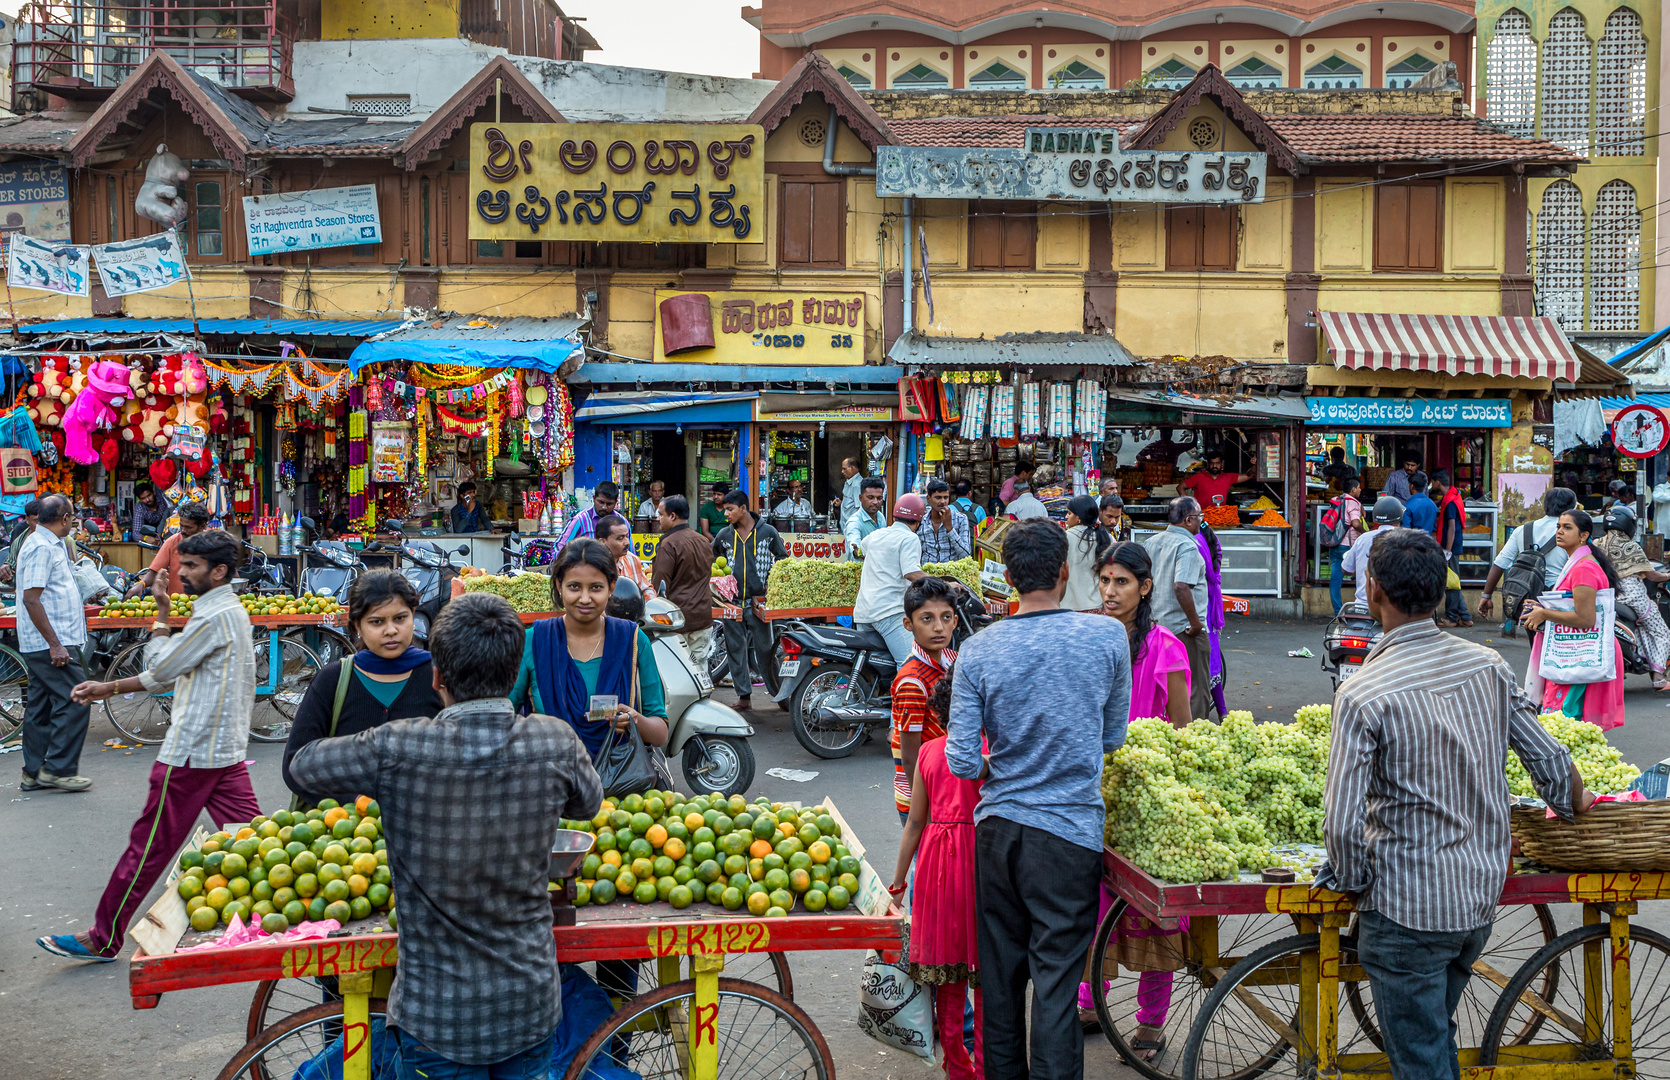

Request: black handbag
left=593, top=633, right=672, bottom=798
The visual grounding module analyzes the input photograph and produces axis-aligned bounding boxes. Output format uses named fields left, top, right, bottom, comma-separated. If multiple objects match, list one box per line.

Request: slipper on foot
left=37, top=934, right=115, bottom=963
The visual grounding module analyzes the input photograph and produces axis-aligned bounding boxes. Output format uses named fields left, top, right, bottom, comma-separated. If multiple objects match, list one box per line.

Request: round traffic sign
left=1612, top=404, right=1670, bottom=459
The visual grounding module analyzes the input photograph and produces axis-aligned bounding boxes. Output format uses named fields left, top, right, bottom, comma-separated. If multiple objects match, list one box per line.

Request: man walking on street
left=1322, top=527, right=1592, bottom=1080
left=712, top=490, right=788, bottom=710
left=839, top=458, right=863, bottom=528
left=1143, top=496, right=1210, bottom=720
left=17, top=494, right=90, bottom=792
left=844, top=477, right=887, bottom=560
left=652, top=496, right=717, bottom=674
left=854, top=494, right=928, bottom=666
left=39, top=530, right=257, bottom=961
left=920, top=478, right=972, bottom=563
left=947, top=518, right=1130, bottom=1080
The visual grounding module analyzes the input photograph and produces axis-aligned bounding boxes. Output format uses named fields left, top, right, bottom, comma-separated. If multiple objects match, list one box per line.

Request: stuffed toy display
left=26, top=356, right=72, bottom=431
left=63, top=358, right=135, bottom=466
left=135, top=145, right=190, bottom=227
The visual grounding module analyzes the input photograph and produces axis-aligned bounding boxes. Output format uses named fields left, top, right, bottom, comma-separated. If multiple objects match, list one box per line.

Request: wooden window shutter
left=1002, top=205, right=1034, bottom=268
left=1201, top=206, right=1236, bottom=270
left=1406, top=182, right=1440, bottom=269
left=970, top=209, right=1003, bottom=268
left=779, top=178, right=845, bottom=267
left=1376, top=181, right=1441, bottom=271
left=1376, top=184, right=1411, bottom=269
left=811, top=181, right=843, bottom=264
left=1166, top=206, right=1201, bottom=269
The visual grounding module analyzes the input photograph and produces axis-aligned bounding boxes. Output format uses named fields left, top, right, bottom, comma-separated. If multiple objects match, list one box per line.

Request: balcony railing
left=15, top=1, right=295, bottom=101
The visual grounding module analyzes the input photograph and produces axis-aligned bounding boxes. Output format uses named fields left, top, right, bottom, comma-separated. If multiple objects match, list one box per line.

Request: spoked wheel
left=248, top=632, right=321, bottom=743
left=1180, top=933, right=1384, bottom=1080
left=1090, top=902, right=1304, bottom=1079
left=0, top=642, right=27, bottom=741
left=709, top=629, right=731, bottom=687
left=247, top=978, right=340, bottom=1042
left=216, top=999, right=388, bottom=1080
left=285, top=628, right=352, bottom=667
left=101, top=639, right=170, bottom=744
left=596, top=953, right=794, bottom=1001
left=1479, top=923, right=1670, bottom=1077
left=559, top=977, right=833, bottom=1080
left=789, top=664, right=873, bottom=759
left=1343, top=902, right=1557, bottom=1050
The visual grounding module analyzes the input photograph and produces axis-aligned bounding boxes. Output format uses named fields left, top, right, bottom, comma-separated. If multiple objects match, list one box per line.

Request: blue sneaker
left=37, top=934, right=115, bottom=963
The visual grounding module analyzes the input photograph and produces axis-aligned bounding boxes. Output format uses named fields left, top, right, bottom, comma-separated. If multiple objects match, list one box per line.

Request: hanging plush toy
left=26, top=356, right=72, bottom=430
left=148, top=458, right=178, bottom=491
left=63, top=357, right=135, bottom=466
left=168, top=394, right=209, bottom=468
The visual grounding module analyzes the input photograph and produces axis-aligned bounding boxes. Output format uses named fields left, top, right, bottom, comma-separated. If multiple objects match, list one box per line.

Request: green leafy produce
left=1505, top=712, right=1639, bottom=796
left=923, top=558, right=982, bottom=596
left=461, top=573, right=555, bottom=613
left=765, top=558, right=860, bottom=610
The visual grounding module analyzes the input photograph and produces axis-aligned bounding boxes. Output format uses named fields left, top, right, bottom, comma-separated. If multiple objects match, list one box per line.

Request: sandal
left=1434, top=619, right=1456, bottom=628
left=1078, top=1007, right=1102, bottom=1033
left=1457, top=620, right=1475, bottom=628
left=1128, top=1033, right=1168, bottom=1061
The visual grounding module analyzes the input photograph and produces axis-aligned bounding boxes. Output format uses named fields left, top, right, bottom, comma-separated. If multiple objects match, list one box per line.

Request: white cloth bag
left=1534, top=552, right=1618, bottom=686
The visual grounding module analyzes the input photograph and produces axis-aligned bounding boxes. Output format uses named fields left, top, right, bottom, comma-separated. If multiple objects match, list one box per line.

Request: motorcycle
left=398, top=536, right=470, bottom=643
left=771, top=580, right=991, bottom=759
left=1321, top=599, right=1382, bottom=690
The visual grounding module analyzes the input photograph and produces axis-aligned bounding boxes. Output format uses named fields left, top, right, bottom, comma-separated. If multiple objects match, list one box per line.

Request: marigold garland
left=486, top=390, right=501, bottom=478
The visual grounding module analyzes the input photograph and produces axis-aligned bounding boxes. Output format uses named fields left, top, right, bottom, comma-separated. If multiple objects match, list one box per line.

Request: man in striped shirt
left=1321, top=528, right=1592, bottom=1080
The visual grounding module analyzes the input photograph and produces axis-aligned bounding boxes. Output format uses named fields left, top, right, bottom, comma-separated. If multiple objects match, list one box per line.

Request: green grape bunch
left=1503, top=713, right=1640, bottom=797
left=765, top=558, right=861, bottom=610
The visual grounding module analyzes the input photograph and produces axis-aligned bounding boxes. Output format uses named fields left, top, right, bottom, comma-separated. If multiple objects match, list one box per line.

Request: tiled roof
left=1264, top=115, right=1584, bottom=164
left=260, top=117, right=423, bottom=156
left=0, top=115, right=81, bottom=151
left=887, top=114, right=1140, bottom=147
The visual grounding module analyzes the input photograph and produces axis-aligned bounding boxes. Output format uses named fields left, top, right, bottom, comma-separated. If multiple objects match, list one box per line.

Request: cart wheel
left=0, top=641, right=28, bottom=742
left=560, top=977, right=833, bottom=1080
left=285, top=628, right=353, bottom=668
left=1478, top=922, right=1670, bottom=1069
left=1090, top=901, right=1306, bottom=1080
left=215, top=998, right=388, bottom=1080
left=1180, top=933, right=1386, bottom=1080
left=247, top=978, right=340, bottom=1042
left=1342, top=902, right=1557, bottom=1051
left=248, top=632, right=321, bottom=743
left=612, top=953, right=793, bottom=1000
left=101, top=639, right=170, bottom=744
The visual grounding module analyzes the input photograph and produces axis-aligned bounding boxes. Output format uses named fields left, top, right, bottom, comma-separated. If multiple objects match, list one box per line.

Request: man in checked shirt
left=1321, top=528, right=1594, bottom=1080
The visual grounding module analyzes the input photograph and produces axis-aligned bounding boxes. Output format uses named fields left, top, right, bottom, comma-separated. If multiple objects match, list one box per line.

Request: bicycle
left=0, top=639, right=27, bottom=742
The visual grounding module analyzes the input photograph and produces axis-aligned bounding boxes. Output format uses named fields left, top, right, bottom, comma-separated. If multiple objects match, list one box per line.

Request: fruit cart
left=1090, top=845, right=1670, bottom=1080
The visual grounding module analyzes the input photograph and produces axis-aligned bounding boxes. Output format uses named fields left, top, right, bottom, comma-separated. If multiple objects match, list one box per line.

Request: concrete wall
left=287, top=38, right=510, bottom=117
left=510, top=59, right=777, bottom=122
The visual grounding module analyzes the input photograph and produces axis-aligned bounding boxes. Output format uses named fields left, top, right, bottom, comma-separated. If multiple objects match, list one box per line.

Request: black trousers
left=21, top=647, right=89, bottom=777
left=722, top=607, right=778, bottom=699
left=976, top=816, right=1103, bottom=1080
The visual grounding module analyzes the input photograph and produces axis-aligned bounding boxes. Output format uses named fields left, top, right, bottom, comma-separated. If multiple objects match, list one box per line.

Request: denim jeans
left=859, top=617, right=915, bottom=667
left=391, top=1026, right=556, bottom=1079
left=1354, top=910, right=1492, bottom=1080
left=1329, top=543, right=1348, bottom=614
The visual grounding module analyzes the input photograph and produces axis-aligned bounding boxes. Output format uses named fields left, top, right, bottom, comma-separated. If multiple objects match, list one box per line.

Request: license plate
left=694, top=666, right=713, bottom=693
left=1337, top=662, right=1360, bottom=683
left=779, top=660, right=802, bottom=678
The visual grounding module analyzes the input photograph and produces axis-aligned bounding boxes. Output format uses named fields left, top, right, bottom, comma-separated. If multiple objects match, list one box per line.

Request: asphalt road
left=1, top=617, right=1666, bottom=1080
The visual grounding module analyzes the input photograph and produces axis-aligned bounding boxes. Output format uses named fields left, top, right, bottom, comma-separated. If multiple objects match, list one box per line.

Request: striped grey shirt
left=141, top=585, right=256, bottom=769
left=1320, top=619, right=1574, bottom=932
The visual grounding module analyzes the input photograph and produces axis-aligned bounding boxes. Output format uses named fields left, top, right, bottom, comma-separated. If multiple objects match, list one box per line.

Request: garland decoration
left=433, top=403, right=489, bottom=437
left=486, top=390, right=501, bottom=478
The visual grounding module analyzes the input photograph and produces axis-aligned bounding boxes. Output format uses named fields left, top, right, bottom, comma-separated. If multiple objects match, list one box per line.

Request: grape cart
left=1090, top=846, right=1670, bottom=1080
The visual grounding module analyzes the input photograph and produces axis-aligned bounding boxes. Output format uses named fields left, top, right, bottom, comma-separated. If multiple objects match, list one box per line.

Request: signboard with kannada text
left=470, top=123, right=764, bottom=243
left=0, top=163, right=69, bottom=241
left=634, top=532, right=848, bottom=562
left=654, top=290, right=865, bottom=365
left=1304, top=397, right=1512, bottom=428
left=876, top=127, right=1266, bottom=204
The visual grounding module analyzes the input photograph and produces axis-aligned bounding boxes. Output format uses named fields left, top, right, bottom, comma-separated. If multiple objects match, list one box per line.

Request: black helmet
left=1372, top=496, right=1405, bottom=525
left=1604, top=503, right=1637, bottom=537
left=606, top=576, right=644, bottom=624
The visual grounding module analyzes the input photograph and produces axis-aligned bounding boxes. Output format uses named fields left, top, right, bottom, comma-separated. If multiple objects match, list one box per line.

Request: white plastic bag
left=855, top=871, right=935, bottom=1060
left=1536, top=589, right=1617, bottom=685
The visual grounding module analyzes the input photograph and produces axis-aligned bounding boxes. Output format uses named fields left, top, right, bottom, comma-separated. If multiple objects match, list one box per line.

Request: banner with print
left=91, top=231, right=190, bottom=296
left=6, top=233, right=89, bottom=296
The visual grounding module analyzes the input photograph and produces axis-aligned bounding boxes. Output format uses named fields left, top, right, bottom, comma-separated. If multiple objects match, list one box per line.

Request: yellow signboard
left=469, top=123, right=765, bottom=243
left=653, top=290, right=866, bottom=365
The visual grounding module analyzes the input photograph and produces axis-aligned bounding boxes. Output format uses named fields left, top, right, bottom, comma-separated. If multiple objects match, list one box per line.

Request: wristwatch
left=150, top=620, right=171, bottom=633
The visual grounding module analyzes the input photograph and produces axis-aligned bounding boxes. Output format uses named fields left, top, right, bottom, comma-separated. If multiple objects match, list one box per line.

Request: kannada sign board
left=1612, top=404, right=1670, bottom=459
left=242, top=184, right=383, bottom=256
left=0, top=163, right=69, bottom=241
left=91, top=231, right=189, bottom=296
left=6, top=232, right=88, bottom=295
left=876, top=127, right=1266, bottom=204
left=654, top=291, right=865, bottom=365
left=1304, top=397, right=1513, bottom=428
left=470, top=123, right=765, bottom=244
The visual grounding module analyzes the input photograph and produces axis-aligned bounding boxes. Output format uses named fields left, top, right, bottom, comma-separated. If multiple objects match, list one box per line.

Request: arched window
left=1540, top=9, right=1592, bottom=156
left=1305, top=55, right=1363, bottom=89
left=1148, top=58, right=1196, bottom=89
left=835, top=63, right=871, bottom=90
left=1535, top=180, right=1586, bottom=330
left=1225, top=56, right=1283, bottom=89
left=892, top=63, right=949, bottom=90
left=1050, top=60, right=1105, bottom=89
left=1385, top=53, right=1438, bottom=88
left=1591, top=180, right=1641, bottom=331
left=970, top=61, right=1027, bottom=89
left=1596, top=9, right=1647, bottom=156
left=1486, top=11, right=1537, bottom=137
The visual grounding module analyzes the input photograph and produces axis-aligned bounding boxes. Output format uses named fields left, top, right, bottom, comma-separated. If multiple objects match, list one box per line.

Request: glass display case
left=1457, top=503, right=1499, bottom=582
left=1134, top=527, right=1285, bottom=597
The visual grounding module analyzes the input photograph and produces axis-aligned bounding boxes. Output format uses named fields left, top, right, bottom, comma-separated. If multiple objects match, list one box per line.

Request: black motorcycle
left=772, top=581, right=991, bottom=759
left=1321, top=599, right=1381, bottom=690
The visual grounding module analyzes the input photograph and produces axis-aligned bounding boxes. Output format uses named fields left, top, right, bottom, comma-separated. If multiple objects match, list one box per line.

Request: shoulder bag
left=1502, top=521, right=1560, bottom=623
left=594, top=631, right=673, bottom=798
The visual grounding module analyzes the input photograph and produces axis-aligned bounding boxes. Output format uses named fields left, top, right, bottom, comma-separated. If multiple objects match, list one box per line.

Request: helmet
left=893, top=493, right=927, bottom=522
left=607, top=576, right=644, bottom=624
left=1604, top=503, right=1637, bottom=537
left=1372, top=496, right=1405, bottom=525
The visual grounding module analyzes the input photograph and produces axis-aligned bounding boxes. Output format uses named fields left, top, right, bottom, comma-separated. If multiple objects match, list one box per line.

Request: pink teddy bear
left=63, top=358, right=135, bottom=466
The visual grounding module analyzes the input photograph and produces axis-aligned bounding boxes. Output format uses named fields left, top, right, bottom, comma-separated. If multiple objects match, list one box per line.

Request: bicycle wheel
left=101, top=639, right=171, bottom=745
left=0, top=642, right=27, bottom=741
left=216, top=999, right=388, bottom=1080
left=247, top=977, right=340, bottom=1041
left=1180, top=933, right=1384, bottom=1080
left=285, top=627, right=352, bottom=668
left=249, top=632, right=320, bottom=742
left=1479, top=922, right=1670, bottom=1076
left=601, top=952, right=794, bottom=1001
left=560, top=977, right=833, bottom=1080
left=1092, top=903, right=1305, bottom=1080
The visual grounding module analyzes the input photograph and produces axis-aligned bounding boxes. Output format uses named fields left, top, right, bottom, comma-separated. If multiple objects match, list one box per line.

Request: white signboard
left=876, top=127, right=1266, bottom=204
left=242, top=184, right=383, bottom=256
left=92, top=231, right=190, bottom=296
left=0, top=163, right=70, bottom=241
left=7, top=233, right=89, bottom=296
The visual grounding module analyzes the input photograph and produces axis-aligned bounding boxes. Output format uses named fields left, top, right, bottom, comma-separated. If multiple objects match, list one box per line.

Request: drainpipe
left=902, top=197, right=914, bottom=338
left=819, top=104, right=901, bottom=335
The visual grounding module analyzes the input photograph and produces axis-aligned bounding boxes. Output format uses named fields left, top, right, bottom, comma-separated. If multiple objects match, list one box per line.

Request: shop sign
left=91, top=232, right=189, bottom=296
left=876, top=128, right=1266, bottom=204
left=1612, top=404, right=1670, bottom=459
left=760, top=407, right=894, bottom=422
left=634, top=532, right=848, bottom=561
left=1303, top=397, right=1512, bottom=428
left=469, top=123, right=765, bottom=244
left=0, top=163, right=69, bottom=242
left=653, top=290, right=865, bottom=365
left=243, top=184, right=383, bottom=256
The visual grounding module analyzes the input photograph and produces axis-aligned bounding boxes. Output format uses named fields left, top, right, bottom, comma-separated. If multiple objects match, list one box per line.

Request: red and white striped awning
left=1319, top=312, right=1580, bottom=383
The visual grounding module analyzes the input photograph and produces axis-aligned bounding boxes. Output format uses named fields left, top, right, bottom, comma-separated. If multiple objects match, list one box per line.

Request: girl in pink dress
left=1522, top=509, right=1628, bottom=730
left=891, top=671, right=983, bottom=1080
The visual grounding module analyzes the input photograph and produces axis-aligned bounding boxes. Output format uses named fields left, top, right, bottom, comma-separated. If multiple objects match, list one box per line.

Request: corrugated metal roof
left=887, top=331, right=1139, bottom=368
left=1603, top=394, right=1670, bottom=411
left=349, top=316, right=589, bottom=373
left=18, top=318, right=405, bottom=337
left=366, top=316, right=589, bottom=342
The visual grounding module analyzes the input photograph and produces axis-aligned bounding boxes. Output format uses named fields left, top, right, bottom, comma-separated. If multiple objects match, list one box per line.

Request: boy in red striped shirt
left=891, top=577, right=960, bottom=822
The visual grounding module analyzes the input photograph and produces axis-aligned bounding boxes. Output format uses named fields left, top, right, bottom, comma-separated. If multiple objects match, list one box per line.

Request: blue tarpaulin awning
left=18, top=318, right=405, bottom=337
left=349, top=315, right=588, bottom=374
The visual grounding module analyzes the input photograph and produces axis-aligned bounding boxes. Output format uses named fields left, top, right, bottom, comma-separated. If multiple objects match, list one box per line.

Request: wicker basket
left=1509, top=801, right=1670, bottom=871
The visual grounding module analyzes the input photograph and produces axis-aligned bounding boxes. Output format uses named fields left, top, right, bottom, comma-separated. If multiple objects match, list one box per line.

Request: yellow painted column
left=338, top=970, right=375, bottom=1080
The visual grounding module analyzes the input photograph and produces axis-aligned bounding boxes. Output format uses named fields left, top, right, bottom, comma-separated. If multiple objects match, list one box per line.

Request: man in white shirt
left=1005, top=481, right=1048, bottom=520
left=843, top=477, right=887, bottom=560
left=773, top=479, right=815, bottom=519
left=1479, top=487, right=1577, bottom=633
left=16, top=494, right=91, bottom=793
left=634, top=480, right=665, bottom=521
left=1341, top=496, right=1410, bottom=582
left=853, top=494, right=928, bottom=665
left=839, top=458, right=863, bottom=528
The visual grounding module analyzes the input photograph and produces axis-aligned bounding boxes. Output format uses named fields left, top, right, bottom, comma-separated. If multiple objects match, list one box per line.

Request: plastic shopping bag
left=856, top=878, right=936, bottom=1060
left=1536, top=589, right=1617, bottom=685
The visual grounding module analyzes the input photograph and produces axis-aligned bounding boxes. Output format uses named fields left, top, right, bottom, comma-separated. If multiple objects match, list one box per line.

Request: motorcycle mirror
left=456, top=545, right=469, bottom=556
left=297, top=516, right=316, bottom=531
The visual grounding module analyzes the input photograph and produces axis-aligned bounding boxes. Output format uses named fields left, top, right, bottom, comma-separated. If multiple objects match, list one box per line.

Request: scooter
left=771, top=580, right=991, bottom=759
left=397, top=536, right=470, bottom=643
left=610, top=580, right=757, bottom=795
left=1321, top=599, right=1382, bottom=690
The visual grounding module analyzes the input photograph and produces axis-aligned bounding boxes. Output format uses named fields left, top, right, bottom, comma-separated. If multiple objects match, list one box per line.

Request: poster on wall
left=243, top=184, right=383, bottom=256
left=0, top=163, right=70, bottom=241
left=371, top=422, right=411, bottom=483
left=1497, top=473, right=1552, bottom=534
left=91, top=231, right=189, bottom=296
left=6, top=233, right=89, bottom=296
left=653, top=290, right=865, bottom=365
